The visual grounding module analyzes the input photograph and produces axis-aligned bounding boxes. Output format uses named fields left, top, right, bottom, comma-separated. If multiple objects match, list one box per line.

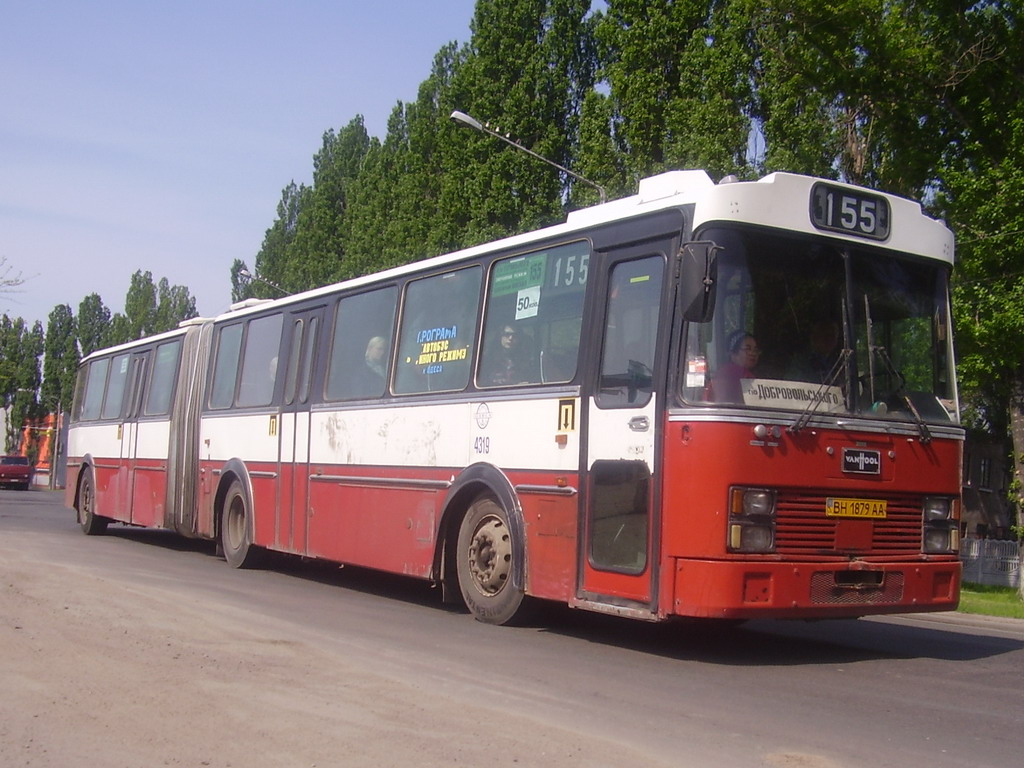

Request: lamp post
left=449, top=110, right=607, bottom=204
left=238, top=269, right=288, bottom=297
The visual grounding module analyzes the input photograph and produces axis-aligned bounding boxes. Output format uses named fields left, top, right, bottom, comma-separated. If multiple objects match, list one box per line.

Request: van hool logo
left=842, top=448, right=881, bottom=475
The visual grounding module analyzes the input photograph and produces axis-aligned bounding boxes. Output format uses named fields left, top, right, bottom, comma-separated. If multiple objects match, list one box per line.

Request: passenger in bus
left=349, top=336, right=388, bottom=397
left=787, top=319, right=840, bottom=383
left=364, top=336, right=387, bottom=379
left=710, top=331, right=760, bottom=403
left=485, top=324, right=538, bottom=385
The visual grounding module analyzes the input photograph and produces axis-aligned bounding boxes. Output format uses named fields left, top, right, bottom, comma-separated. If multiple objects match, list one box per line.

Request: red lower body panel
left=671, top=558, right=961, bottom=619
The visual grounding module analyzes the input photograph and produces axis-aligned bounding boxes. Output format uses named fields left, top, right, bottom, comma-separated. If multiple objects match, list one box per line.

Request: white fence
left=960, top=539, right=1021, bottom=588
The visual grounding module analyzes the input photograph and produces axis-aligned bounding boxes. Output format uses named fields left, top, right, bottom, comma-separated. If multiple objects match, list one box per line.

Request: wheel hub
left=467, top=515, right=511, bottom=596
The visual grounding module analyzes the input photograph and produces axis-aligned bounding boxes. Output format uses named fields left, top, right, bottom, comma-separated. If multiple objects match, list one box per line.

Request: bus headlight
left=924, top=528, right=954, bottom=553
left=923, top=497, right=952, bottom=521
left=728, top=488, right=777, bottom=553
left=922, top=497, right=959, bottom=553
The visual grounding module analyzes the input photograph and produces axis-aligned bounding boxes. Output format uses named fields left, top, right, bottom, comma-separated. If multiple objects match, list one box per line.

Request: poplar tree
left=41, top=304, right=79, bottom=415
left=77, top=293, right=111, bottom=357
left=283, top=118, right=371, bottom=291
left=442, top=0, right=595, bottom=244
left=253, top=181, right=310, bottom=294
left=0, top=316, right=44, bottom=453
left=344, top=42, right=470, bottom=276
left=122, top=270, right=159, bottom=341
left=154, top=278, right=198, bottom=333
left=592, top=0, right=754, bottom=184
left=105, top=271, right=198, bottom=346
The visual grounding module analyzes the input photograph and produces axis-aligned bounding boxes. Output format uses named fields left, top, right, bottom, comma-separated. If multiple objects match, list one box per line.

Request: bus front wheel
left=221, top=480, right=264, bottom=569
left=77, top=472, right=109, bottom=536
left=456, top=496, right=526, bottom=625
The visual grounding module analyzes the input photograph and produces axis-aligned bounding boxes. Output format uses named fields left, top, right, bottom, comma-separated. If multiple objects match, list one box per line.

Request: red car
left=0, top=456, right=32, bottom=490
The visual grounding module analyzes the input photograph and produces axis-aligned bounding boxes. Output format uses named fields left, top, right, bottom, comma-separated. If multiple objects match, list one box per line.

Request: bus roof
left=78, top=322, right=199, bottom=365
left=693, top=172, right=954, bottom=264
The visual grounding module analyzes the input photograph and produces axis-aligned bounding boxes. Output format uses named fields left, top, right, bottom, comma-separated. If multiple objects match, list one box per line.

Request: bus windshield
left=681, top=226, right=957, bottom=425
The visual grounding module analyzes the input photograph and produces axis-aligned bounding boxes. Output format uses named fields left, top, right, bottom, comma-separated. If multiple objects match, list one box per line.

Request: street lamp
left=238, top=268, right=288, bottom=297
left=449, top=110, right=607, bottom=204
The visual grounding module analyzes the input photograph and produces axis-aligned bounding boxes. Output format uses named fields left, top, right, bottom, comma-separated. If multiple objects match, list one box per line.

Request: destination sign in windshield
left=739, top=379, right=845, bottom=413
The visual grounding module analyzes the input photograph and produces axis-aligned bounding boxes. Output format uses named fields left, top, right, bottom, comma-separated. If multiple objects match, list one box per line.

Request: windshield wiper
left=790, top=298, right=855, bottom=434
left=869, top=344, right=932, bottom=443
left=789, top=348, right=852, bottom=433
left=863, top=295, right=932, bottom=443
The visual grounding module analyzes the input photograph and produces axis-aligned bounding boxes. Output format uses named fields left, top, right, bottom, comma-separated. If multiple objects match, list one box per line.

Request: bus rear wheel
left=221, top=480, right=264, bottom=569
left=456, top=496, right=526, bottom=625
left=77, top=472, right=108, bottom=536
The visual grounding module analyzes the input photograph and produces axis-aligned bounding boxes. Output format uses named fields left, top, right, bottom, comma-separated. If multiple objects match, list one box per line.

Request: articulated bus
left=66, top=170, right=962, bottom=624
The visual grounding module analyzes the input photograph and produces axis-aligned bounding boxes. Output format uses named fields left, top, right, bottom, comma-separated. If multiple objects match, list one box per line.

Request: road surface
left=2, top=489, right=1021, bottom=767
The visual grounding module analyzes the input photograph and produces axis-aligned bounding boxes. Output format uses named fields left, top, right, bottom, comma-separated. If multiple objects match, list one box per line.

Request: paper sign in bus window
left=515, top=286, right=540, bottom=320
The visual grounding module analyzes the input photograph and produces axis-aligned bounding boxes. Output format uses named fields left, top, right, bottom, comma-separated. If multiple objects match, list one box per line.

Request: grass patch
left=959, top=584, right=1024, bottom=619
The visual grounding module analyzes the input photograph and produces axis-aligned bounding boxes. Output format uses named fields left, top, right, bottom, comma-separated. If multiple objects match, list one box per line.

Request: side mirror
left=679, top=241, right=719, bottom=322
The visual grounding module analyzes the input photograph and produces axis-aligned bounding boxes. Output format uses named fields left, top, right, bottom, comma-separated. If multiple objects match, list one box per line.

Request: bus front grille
left=774, top=491, right=922, bottom=556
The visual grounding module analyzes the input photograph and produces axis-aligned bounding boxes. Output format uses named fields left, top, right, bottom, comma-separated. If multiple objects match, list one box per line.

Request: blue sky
left=0, top=0, right=477, bottom=329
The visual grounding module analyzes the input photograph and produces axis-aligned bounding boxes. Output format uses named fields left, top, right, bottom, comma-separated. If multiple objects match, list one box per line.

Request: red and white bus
left=66, top=170, right=962, bottom=624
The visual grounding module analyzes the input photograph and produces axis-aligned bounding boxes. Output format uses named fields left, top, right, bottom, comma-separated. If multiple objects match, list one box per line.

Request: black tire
left=220, top=479, right=264, bottom=569
left=456, top=496, right=526, bottom=625
left=77, top=472, right=108, bottom=536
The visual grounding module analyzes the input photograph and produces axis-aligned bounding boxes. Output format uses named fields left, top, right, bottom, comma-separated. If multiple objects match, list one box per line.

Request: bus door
left=277, top=307, right=323, bottom=554
left=580, top=251, right=667, bottom=611
left=120, top=352, right=149, bottom=525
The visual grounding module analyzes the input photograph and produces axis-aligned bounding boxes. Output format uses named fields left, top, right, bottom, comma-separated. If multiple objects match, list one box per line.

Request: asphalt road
left=2, top=489, right=1021, bottom=768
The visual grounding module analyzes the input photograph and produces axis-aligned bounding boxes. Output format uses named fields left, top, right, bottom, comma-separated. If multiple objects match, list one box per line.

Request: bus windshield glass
left=681, top=226, right=957, bottom=424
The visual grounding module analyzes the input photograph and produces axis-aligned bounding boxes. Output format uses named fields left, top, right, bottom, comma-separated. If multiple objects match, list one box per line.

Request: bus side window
left=144, top=339, right=182, bottom=416
left=596, top=256, right=665, bottom=408
left=210, top=324, right=243, bottom=409
left=478, top=241, right=589, bottom=388
left=393, top=268, right=482, bottom=395
left=325, top=286, right=398, bottom=401
left=237, top=314, right=284, bottom=407
left=100, top=354, right=131, bottom=420
left=80, top=358, right=110, bottom=421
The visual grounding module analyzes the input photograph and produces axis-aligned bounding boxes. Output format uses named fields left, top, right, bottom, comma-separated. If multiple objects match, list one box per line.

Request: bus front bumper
left=671, top=558, right=961, bottom=620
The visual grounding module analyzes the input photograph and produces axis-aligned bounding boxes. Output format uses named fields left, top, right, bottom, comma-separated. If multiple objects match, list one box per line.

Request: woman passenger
left=711, top=331, right=760, bottom=403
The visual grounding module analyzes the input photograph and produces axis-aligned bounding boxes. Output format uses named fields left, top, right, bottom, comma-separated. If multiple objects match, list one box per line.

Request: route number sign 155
left=810, top=182, right=890, bottom=241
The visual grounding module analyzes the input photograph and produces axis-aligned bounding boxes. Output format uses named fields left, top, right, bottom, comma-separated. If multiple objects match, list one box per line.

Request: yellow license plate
left=825, top=497, right=887, bottom=519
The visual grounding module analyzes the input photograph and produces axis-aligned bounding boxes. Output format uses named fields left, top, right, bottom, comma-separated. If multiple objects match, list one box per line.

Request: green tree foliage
left=445, top=0, right=595, bottom=241
left=936, top=2, right=1024, bottom=543
left=0, top=315, right=44, bottom=453
left=154, top=277, right=198, bottom=332
left=247, top=1, right=600, bottom=291
left=123, top=270, right=158, bottom=340
left=282, top=119, right=371, bottom=292
left=343, top=43, right=471, bottom=275
left=105, top=314, right=133, bottom=348
left=77, top=293, right=111, bottom=357
left=0, top=316, right=22, bottom=433
left=253, top=181, right=310, bottom=295
left=41, top=304, right=79, bottom=415
left=105, top=271, right=198, bottom=346
left=593, top=0, right=754, bottom=184
left=230, top=259, right=256, bottom=303
left=750, top=0, right=993, bottom=195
